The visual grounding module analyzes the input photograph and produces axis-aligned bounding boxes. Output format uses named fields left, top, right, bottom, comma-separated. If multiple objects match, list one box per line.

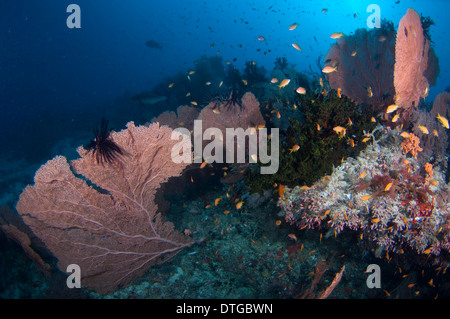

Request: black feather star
left=85, top=119, right=123, bottom=165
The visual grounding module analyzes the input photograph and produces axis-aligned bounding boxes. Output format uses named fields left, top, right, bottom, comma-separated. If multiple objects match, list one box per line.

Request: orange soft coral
left=401, top=133, right=423, bottom=159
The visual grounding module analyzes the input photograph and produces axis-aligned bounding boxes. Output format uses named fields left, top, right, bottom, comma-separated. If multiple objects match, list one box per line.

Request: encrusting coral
left=279, top=125, right=450, bottom=260
left=15, top=122, right=193, bottom=294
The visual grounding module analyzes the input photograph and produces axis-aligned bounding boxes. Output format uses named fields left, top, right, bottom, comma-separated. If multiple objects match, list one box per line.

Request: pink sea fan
left=393, top=8, right=430, bottom=109
left=324, top=27, right=396, bottom=112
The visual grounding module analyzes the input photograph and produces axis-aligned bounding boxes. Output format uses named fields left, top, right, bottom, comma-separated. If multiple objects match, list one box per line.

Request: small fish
left=333, top=126, right=346, bottom=138
left=212, top=108, right=221, bottom=114
left=367, top=86, right=373, bottom=97
left=236, top=201, right=244, bottom=209
left=319, top=77, right=324, bottom=87
left=322, top=66, right=337, bottom=73
left=385, top=182, right=393, bottom=191
left=276, top=111, right=281, bottom=119
left=432, top=129, right=438, bottom=136
left=436, top=113, right=449, bottom=129
left=215, top=197, right=222, bottom=206
left=289, top=23, right=298, bottom=30
left=349, top=138, right=355, bottom=148
left=337, top=88, right=342, bottom=98
left=189, top=70, right=196, bottom=75
left=168, top=82, right=175, bottom=88
left=362, top=137, right=371, bottom=142
left=317, top=123, right=321, bottom=131
left=257, top=35, right=265, bottom=41
left=200, top=161, right=207, bottom=168
left=190, top=101, right=198, bottom=106
left=361, top=194, right=372, bottom=201
left=348, top=117, right=352, bottom=126
left=359, top=171, right=366, bottom=179
left=299, top=185, right=310, bottom=190
left=186, top=92, right=191, bottom=97
left=386, top=104, right=399, bottom=113
left=330, top=32, right=344, bottom=39
left=250, top=153, right=258, bottom=162
left=417, top=125, right=429, bottom=134
left=270, top=78, right=278, bottom=83
left=288, top=234, right=298, bottom=241
left=275, top=220, right=281, bottom=226
left=223, top=210, right=230, bottom=215
left=292, top=43, right=302, bottom=51
left=371, top=117, right=376, bottom=123
left=278, top=79, right=290, bottom=88
left=392, top=114, right=399, bottom=122
left=296, top=87, right=306, bottom=94
left=219, top=81, right=223, bottom=87
left=289, top=145, right=300, bottom=153
left=378, top=35, right=386, bottom=42
left=205, top=81, right=211, bottom=86
left=351, top=50, right=357, bottom=56
left=242, top=79, right=248, bottom=85
left=322, top=8, right=328, bottom=13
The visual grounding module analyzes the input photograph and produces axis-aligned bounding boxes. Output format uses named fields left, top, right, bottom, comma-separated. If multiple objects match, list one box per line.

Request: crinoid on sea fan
left=85, top=119, right=123, bottom=165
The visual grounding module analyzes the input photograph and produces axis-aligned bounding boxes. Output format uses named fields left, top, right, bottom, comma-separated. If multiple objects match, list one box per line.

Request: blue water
left=1, top=0, right=449, bottom=161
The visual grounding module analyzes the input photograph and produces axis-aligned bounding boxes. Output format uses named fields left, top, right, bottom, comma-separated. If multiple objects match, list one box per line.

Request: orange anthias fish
left=418, top=125, right=429, bottom=134
left=289, top=23, right=298, bottom=30
left=279, top=184, right=284, bottom=199
left=386, top=104, right=399, bottom=113
left=270, top=78, right=279, bottom=83
left=289, top=145, right=300, bottom=153
left=278, top=79, right=291, bottom=88
left=296, top=87, right=306, bottom=94
left=436, top=113, right=449, bottom=129
left=385, top=182, right=393, bottom=191
left=333, top=126, right=346, bottom=138
left=330, top=32, right=344, bottom=39
left=292, top=43, right=302, bottom=51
